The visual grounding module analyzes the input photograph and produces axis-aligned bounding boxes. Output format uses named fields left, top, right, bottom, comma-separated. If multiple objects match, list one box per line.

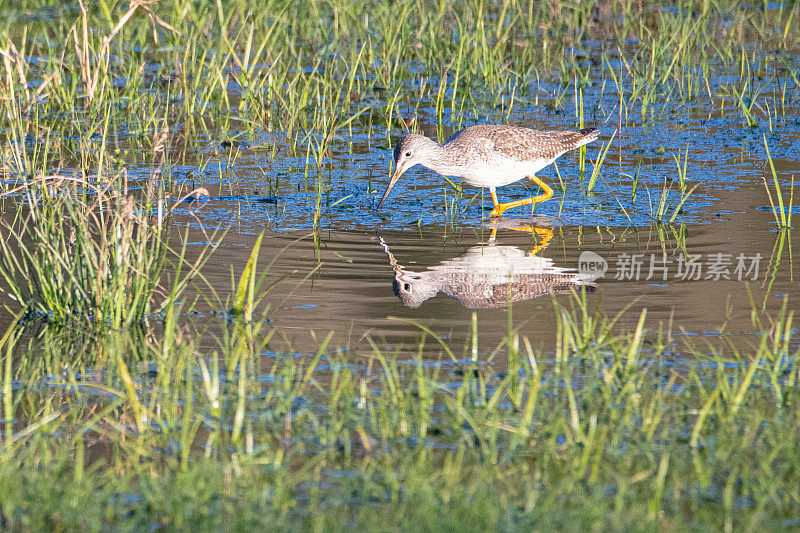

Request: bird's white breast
left=458, top=157, right=553, bottom=188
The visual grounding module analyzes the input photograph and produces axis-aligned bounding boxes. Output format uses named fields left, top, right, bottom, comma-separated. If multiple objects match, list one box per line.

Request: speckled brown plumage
left=443, top=125, right=599, bottom=164
left=381, top=241, right=596, bottom=309
left=378, top=124, right=599, bottom=211
left=428, top=272, right=595, bottom=310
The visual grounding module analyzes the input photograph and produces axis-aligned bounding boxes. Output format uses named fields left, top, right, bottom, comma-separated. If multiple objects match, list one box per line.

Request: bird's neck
left=421, top=139, right=462, bottom=176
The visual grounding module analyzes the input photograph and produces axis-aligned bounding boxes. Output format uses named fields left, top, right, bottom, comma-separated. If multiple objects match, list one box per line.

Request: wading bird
left=377, top=125, right=599, bottom=217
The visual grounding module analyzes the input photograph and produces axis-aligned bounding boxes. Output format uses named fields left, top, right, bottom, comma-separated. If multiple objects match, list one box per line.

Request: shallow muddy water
left=5, top=107, right=797, bottom=360
left=159, top=82, right=798, bottom=358
left=177, top=187, right=795, bottom=358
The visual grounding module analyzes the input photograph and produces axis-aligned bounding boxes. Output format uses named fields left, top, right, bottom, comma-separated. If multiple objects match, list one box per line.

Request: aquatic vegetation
left=762, top=136, right=795, bottom=229
left=645, top=146, right=699, bottom=225
left=1, top=0, right=799, bottom=184
left=0, top=0, right=798, bottom=529
left=0, top=175, right=167, bottom=326
left=0, top=293, right=797, bottom=529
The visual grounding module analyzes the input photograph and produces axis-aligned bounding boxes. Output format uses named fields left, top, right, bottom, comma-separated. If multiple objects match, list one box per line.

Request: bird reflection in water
left=381, top=225, right=596, bottom=309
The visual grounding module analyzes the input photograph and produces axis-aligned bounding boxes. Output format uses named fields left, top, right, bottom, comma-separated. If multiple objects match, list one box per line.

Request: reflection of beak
left=377, top=163, right=405, bottom=210
left=379, top=236, right=403, bottom=274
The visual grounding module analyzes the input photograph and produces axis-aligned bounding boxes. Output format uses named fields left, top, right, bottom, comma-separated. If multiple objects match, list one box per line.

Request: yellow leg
left=526, top=227, right=554, bottom=256
left=486, top=225, right=551, bottom=253
left=489, top=189, right=502, bottom=217
left=501, top=225, right=554, bottom=256
left=488, top=175, right=553, bottom=217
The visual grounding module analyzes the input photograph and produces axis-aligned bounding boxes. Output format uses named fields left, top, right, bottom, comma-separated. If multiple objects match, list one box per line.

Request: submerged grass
left=0, top=292, right=798, bottom=529
left=644, top=145, right=700, bottom=225
left=762, top=135, right=795, bottom=229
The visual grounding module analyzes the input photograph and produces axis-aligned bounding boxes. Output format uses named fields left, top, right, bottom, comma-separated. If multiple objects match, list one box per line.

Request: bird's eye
left=404, top=283, right=411, bottom=291
left=405, top=151, right=412, bottom=157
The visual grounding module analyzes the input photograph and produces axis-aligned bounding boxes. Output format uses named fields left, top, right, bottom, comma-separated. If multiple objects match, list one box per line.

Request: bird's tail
left=550, top=127, right=601, bottom=155
left=574, top=127, right=600, bottom=148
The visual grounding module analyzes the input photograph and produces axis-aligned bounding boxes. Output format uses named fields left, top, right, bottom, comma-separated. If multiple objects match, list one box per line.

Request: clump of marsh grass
left=0, top=1, right=215, bottom=328
left=646, top=146, right=699, bottom=224
left=0, top=173, right=212, bottom=327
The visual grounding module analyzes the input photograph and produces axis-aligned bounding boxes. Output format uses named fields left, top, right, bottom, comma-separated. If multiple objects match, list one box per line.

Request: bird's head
left=377, top=134, right=436, bottom=209
left=392, top=272, right=440, bottom=308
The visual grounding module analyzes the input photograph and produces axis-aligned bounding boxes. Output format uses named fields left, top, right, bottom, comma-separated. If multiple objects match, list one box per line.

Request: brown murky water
left=181, top=171, right=795, bottom=358
left=1, top=150, right=795, bottom=362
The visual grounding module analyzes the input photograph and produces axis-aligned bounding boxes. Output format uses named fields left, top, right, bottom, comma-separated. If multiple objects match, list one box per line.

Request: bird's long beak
left=377, top=164, right=405, bottom=210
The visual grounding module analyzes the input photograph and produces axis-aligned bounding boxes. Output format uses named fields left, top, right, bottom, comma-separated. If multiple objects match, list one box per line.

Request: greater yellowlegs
left=377, top=125, right=599, bottom=217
